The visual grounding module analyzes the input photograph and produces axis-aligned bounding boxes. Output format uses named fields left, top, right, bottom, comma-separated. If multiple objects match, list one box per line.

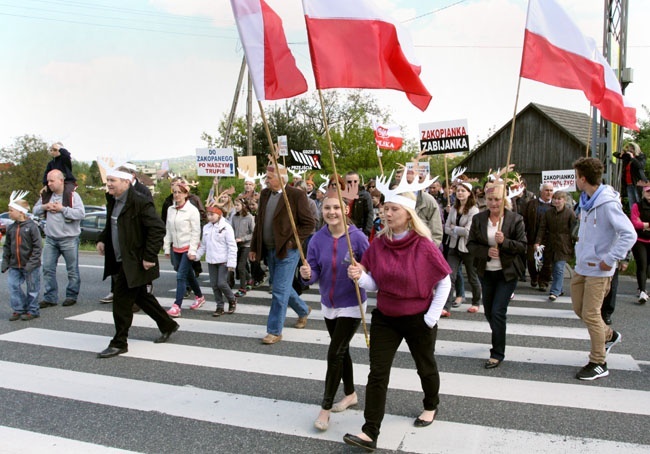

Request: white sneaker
left=639, top=291, right=648, bottom=305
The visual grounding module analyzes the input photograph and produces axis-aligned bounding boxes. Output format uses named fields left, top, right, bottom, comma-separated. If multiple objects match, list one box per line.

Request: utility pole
left=594, top=0, right=632, bottom=187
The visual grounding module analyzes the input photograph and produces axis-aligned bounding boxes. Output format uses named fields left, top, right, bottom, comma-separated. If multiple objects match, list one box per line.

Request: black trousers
left=362, top=309, right=440, bottom=441
left=109, top=264, right=178, bottom=349
left=321, top=316, right=361, bottom=410
left=632, top=242, right=650, bottom=292
left=526, top=244, right=552, bottom=286
left=602, top=268, right=619, bottom=319
left=480, top=270, right=517, bottom=361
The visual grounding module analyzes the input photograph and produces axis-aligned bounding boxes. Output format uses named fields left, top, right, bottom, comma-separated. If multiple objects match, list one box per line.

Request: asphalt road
left=0, top=251, right=649, bottom=453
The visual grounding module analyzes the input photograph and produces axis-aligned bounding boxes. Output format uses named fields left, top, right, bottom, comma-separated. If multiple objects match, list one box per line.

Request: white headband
left=98, top=159, right=133, bottom=181
left=9, top=190, right=29, bottom=214
left=376, top=170, right=438, bottom=210
left=459, top=182, right=473, bottom=192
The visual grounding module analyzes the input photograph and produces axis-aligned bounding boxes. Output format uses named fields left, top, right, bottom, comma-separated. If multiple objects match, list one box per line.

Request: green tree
left=0, top=135, right=51, bottom=211
left=204, top=90, right=396, bottom=176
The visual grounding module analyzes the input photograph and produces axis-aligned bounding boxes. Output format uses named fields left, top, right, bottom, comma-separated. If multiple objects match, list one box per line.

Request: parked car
left=0, top=212, right=45, bottom=237
left=80, top=211, right=107, bottom=243
left=84, top=205, right=106, bottom=213
left=0, top=212, right=12, bottom=235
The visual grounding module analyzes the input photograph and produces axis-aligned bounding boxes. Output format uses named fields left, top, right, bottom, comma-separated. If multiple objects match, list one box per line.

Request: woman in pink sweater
left=630, top=185, right=650, bottom=304
left=343, top=185, right=451, bottom=452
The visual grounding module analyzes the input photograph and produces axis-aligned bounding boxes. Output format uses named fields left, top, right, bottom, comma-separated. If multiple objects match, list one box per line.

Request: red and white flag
left=373, top=121, right=403, bottom=151
left=230, top=0, right=308, bottom=101
left=520, top=0, right=638, bottom=130
left=302, top=0, right=432, bottom=112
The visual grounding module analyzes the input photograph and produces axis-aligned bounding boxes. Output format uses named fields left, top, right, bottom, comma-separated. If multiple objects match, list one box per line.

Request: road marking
left=0, top=328, right=644, bottom=412
left=0, top=425, right=142, bottom=453
left=1, top=360, right=648, bottom=453
left=155, top=296, right=584, bottom=336
left=66, top=311, right=639, bottom=370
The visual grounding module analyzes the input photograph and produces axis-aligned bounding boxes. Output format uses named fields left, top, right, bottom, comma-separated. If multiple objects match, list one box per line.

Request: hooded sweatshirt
left=303, top=224, right=368, bottom=309
left=575, top=185, right=636, bottom=277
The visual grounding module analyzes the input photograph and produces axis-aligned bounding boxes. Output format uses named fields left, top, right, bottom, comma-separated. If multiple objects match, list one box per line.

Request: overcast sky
left=1, top=0, right=648, bottom=164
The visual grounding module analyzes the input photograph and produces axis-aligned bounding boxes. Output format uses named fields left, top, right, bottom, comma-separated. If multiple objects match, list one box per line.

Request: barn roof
left=531, top=103, right=591, bottom=146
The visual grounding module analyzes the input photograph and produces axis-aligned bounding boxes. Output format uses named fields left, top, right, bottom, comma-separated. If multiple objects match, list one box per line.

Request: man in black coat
left=96, top=167, right=179, bottom=358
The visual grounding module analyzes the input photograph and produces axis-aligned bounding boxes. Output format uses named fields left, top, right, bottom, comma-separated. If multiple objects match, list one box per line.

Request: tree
left=0, top=135, right=51, bottom=211
left=203, top=90, right=397, bottom=176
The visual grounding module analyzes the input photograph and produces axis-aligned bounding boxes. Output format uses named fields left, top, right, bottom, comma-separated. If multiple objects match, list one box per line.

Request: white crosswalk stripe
left=0, top=278, right=648, bottom=453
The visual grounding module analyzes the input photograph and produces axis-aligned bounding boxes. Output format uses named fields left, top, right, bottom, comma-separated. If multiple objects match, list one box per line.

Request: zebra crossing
left=0, top=277, right=649, bottom=453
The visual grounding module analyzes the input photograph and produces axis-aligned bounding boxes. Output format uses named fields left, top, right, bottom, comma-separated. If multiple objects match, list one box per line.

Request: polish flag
left=520, top=0, right=638, bottom=130
left=373, top=122, right=403, bottom=151
left=302, top=0, right=432, bottom=112
left=230, top=0, right=308, bottom=101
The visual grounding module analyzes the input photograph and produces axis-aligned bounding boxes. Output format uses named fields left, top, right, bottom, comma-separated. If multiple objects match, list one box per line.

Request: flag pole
left=258, top=100, right=308, bottom=266
left=443, top=154, right=450, bottom=208
left=317, top=89, right=370, bottom=348
left=498, top=75, right=523, bottom=228
left=376, top=145, right=384, bottom=176
left=585, top=108, right=593, bottom=157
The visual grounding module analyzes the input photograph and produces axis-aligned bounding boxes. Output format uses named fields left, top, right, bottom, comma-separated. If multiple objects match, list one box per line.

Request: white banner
left=195, top=148, right=236, bottom=177
left=419, top=119, right=470, bottom=155
left=541, top=169, right=576, bottom=192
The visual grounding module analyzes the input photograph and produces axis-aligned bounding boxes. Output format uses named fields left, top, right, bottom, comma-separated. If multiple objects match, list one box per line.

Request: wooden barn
left=457, top=103, right=590, bottom=191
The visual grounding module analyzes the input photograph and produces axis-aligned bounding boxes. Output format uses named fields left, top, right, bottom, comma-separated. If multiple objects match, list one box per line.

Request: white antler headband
left=9, top=190, right=30, bottom=214
left=507, top=185, right=525, bottom=202
left=238, top=167, right=256, bottom=183
left=451, top=166, right=467, bottom=182
left=376, top=170, right=438, bottom=210
left=97, top=158, right=132, bottom=181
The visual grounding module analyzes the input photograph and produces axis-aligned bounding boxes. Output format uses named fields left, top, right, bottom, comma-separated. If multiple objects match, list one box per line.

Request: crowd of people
left=2, top=141, right=648, bottom=451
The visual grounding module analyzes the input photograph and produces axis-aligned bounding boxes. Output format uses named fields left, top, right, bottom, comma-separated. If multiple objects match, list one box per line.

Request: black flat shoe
left=414, top=408, right=437, bottom=427
left=343, top=433, right=376, bottom=452
left=485, top=358, right=501, bottom=369
left=97, top=346, right=128, bottom=358
left=154, top=323, right=179, bottom=344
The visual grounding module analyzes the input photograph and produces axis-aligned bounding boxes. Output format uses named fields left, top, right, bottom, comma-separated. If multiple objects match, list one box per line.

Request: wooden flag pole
left=376, top=146, right=384, bottom=176
left=498, top=75, right=523, bottom=229
left=585, top=108, right=593, bottom=157
left=317, top=89, right=370, bottom=347
left=258, top=101, right=307, bottom=266
left=443, top=154, right=450, bottom=208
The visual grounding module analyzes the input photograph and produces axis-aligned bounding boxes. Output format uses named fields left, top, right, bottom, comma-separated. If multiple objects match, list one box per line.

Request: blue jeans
left=173, top=251, right=202, bottom=307
left=8, top=268, right=41, bottom=315
left=550, top=260, right=566, bottom=297
left=455, top=265, right=465, bottom=298
left=266, top=248, right=310, bottom=335
left=42, top=236, right=80, bottom=303
left=627, top=185, right=641, bottom=213
left=479, top=270, right=518, bottom=361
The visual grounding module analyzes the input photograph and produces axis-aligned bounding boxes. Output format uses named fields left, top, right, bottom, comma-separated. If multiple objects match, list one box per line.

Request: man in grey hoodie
left=571, top=157, right=636, bottom=381
left=33, top=170, right=85, bottom=308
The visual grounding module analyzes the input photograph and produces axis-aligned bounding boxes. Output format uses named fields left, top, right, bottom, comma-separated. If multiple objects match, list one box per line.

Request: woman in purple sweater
left=343, top=183, right=451, bottom=452
left=300, top=193, right=369, bottom=432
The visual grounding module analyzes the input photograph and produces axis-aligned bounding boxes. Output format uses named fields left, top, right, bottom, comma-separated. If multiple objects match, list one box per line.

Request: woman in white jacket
left=443, top=181, right=482, bottom=314
left=164, top=181, right=204, bottom=317
left=193, top=205, right=238, bottom=316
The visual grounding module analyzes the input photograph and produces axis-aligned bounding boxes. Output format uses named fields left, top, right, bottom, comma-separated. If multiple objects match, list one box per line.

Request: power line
left=402, top=0, right=470, bottom=23
left=0, top=2, right=221, bottom=31
left=0, top=12, right=238, bottom=39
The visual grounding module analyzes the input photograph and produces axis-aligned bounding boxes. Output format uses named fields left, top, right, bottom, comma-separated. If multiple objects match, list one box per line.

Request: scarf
left=579, top=184, right=605, bottom=212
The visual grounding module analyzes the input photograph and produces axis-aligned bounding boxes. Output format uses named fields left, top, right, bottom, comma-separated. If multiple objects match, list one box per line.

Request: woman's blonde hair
left=484, top=182, right=512, bottom=210
left=378, top=192, right=432, bottom=241
left=626, top=141, right=642, bottom=156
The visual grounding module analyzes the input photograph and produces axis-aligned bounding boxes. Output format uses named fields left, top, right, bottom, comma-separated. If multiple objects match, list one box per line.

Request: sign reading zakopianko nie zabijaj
left=542, top=169, right=576, bottom=192
left=195, top=148, right=235, bottom=177
left=419, top=119, right=470, bottom=155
